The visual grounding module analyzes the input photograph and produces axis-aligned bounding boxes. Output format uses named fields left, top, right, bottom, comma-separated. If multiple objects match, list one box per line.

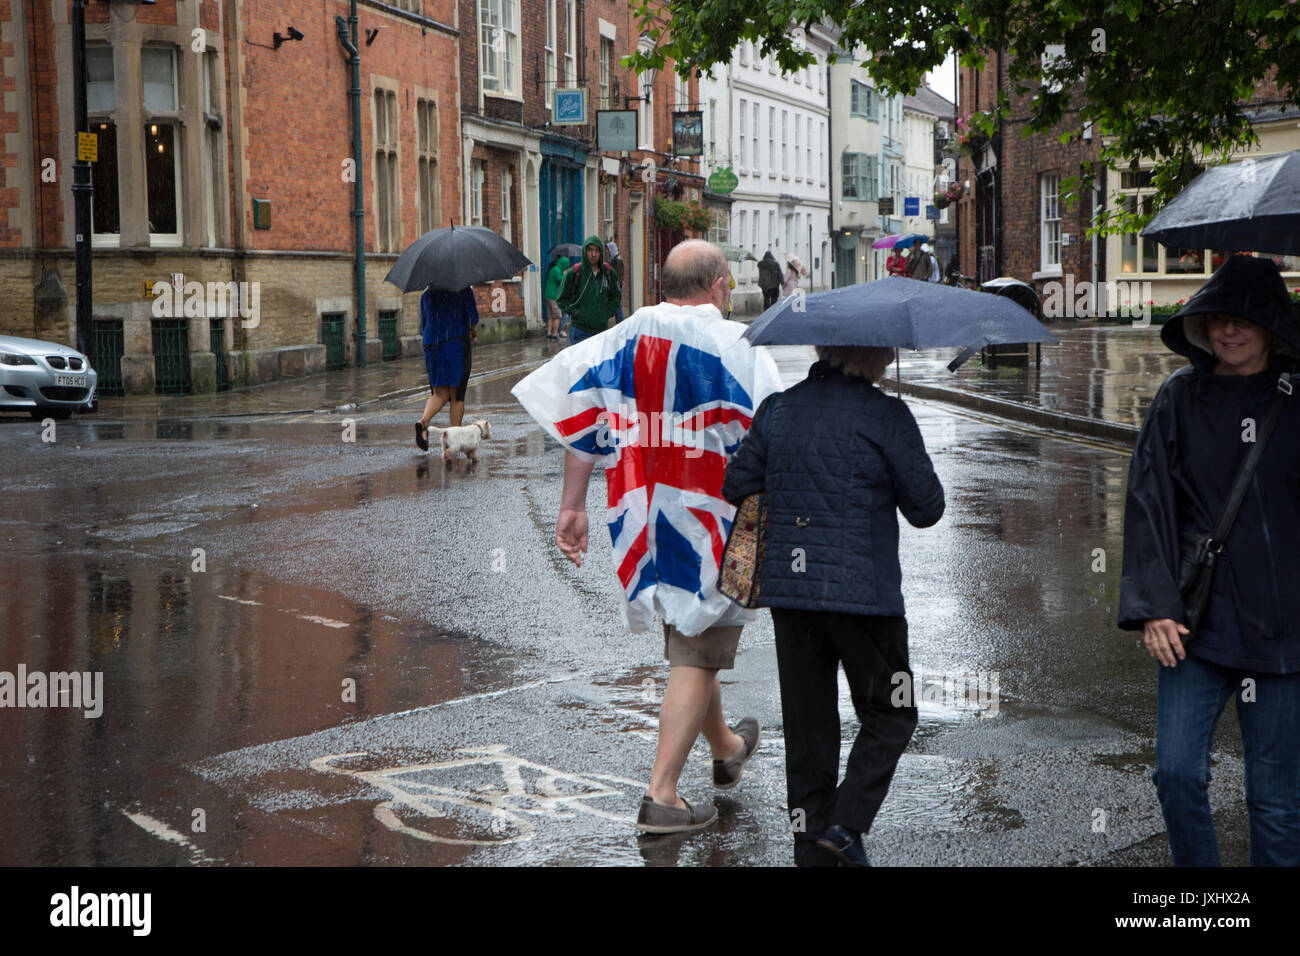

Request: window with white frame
left=599, top=37, right=612, bottom=109
left=841, top=152, right=876, bottom=200
left=417, top=97, right=440, bottom=234
left=201, top=51, right=222, bottom=247
left=603, top=181, right=615, bottom=235
left=750, top=209, right=758, bottom=250
left=818, top=121, right=825, bottom=184
left=737, top=210, right=747, bottom=248
left=675, top=72, right=687, bottom=113
left=1116, top=168, right=1234, bottom=274
left=708, top=97, right=717, bottom=163
left=707, top=207, right=729, bottom=244
left=739, top=41, right=749, bottom=66
left=751, top=102, right=758, bottom=172
left=781, top=110, right=788, bottom=176
left=1041, top=43, right=1066, bottom=94
left=806, top=117, right=812, bottom=181
left=470, top=159, right=484, bottom=226
left=850, top=80, right=874, bottom=119
left=1040, top=173, right=1061, bottom=271
left=563, top=1, right=576, bottom=84
left=143, top=46, right=181, bottom=244
left=738, top=98, right=747, bottom=167
left=768, top=210, right=775, bottom=247
left=500, top=167, right=513, bottom=242
left=373, top=88, right=399, bottom=252
left=794, top=114, right=801, bottom=177
left=544, top=0, right=556, bottom=108
left=759, top=107, right=769, bottom=174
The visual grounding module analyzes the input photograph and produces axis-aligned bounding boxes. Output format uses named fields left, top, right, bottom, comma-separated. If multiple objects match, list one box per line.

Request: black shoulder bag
left=1178, top=372, right=1292, bottom=636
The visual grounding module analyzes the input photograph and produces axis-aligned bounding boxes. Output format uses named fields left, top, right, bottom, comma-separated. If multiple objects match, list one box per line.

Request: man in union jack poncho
left=513, top=240, right=782, bottom=834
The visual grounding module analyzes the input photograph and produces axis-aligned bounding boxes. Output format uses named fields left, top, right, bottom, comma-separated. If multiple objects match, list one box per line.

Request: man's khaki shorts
left=663, top=623, right=743, bottom=670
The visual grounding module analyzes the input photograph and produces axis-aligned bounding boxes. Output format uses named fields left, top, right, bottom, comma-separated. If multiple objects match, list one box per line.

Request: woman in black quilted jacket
left=721, top=346, right=945, bottom=866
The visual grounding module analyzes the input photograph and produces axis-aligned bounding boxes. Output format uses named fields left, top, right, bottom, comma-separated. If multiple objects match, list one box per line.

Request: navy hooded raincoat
left=1118, top=255, right=1300, bottom=673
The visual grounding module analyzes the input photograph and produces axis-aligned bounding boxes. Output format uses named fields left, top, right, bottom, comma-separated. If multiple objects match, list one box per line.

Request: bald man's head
left=662, top=240, right=729, bottom=304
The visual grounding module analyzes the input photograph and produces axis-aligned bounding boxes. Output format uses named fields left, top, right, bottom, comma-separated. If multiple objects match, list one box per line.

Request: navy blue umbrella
left=744, top=276, right=1057, bottom=351
left=1141, top=151, right=1300, bottom=256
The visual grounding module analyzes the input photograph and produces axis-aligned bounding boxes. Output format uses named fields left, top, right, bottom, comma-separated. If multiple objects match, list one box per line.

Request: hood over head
left=1163, top=254, right=1300, bottom=368
left=556, top=256, right=570, bottom=271
left=583, top=235, right=605, bottom=267
left=761, top=251, right=776, bottom=262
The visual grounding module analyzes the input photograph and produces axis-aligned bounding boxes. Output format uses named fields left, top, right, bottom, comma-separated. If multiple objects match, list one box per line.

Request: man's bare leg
left=647, top=665, right=744, bottom=807
left=449, top=399, right=466, bottom=427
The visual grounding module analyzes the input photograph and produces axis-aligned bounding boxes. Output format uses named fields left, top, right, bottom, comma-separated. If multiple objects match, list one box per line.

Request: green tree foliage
left=628, top=1, right=1300, bottom=233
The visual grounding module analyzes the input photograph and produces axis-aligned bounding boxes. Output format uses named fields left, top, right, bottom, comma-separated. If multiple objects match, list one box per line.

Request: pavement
left=93, top=321, right=1180, bottom=441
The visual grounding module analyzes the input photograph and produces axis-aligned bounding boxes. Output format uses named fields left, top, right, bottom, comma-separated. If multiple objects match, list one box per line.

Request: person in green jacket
left=556, top=235, right=621, bottom=345
left=544, top=256, right=569, bottom=340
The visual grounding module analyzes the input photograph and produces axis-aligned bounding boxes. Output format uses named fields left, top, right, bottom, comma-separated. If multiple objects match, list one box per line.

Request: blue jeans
left=1154, top=653, right=1300, bottom=866
left=614, top=304, right=626, bottom=324
left=568, top=325, right=598, bottom=346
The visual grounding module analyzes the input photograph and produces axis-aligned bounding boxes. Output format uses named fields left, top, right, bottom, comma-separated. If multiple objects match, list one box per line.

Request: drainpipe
left=336, top=6, right=366, bottom=367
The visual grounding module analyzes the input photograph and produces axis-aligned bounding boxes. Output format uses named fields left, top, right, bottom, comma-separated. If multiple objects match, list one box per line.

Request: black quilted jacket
left=721, top=361, right=945, bottom=615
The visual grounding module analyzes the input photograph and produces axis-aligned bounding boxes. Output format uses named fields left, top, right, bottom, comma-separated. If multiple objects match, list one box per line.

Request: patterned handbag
left=717, top=494, right=768, bottom=608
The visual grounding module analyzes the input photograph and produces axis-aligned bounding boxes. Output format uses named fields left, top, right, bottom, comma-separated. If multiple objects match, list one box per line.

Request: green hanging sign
left=707, top=166, right=739, bottom=195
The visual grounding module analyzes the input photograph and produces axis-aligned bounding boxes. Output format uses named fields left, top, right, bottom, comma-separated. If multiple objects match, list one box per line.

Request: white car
left=0, top=334, right=98, bottom=419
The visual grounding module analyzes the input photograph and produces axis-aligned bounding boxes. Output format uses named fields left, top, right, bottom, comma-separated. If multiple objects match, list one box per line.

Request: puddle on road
left=0, top=551, right=526, bottom=865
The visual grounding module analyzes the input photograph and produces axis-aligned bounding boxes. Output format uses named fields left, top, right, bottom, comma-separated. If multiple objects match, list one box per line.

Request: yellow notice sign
left=77, top=132, right=98, bottom=162
left=142, top=280, right=159, bottom=299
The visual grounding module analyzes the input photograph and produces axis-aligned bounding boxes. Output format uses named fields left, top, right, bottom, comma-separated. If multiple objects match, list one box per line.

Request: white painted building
left=828, top=41, right=905, bottom=285
left=700, top=28, right=835, bottom=312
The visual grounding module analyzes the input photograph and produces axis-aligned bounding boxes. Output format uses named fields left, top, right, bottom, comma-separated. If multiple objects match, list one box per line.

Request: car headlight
left=0, top=353, right=36, bottom=366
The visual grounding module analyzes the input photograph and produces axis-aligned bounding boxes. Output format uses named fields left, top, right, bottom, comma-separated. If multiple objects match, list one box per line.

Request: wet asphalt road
left=0, top=339, right=1252, bottom=866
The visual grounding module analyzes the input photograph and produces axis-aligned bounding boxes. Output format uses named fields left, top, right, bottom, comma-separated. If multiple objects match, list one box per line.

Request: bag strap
left=1207, top=372, right=1292, bottom=555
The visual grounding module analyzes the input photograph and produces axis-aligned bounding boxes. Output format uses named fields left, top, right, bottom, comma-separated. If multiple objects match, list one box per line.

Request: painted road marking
left=312, top=745, right=646, bottom=846
left=219, top=595, right=350, bottom=629
left=218, top=595, right=262, bottom=606
left=121, top=809, right=218, bottom=865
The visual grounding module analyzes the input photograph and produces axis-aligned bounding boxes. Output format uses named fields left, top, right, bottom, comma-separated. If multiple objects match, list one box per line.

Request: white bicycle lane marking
left=311, top=745, right=647, bottom=847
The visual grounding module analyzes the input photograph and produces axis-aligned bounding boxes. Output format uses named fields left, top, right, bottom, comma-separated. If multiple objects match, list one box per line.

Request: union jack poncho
left=512, top=303, right=782, bottom=636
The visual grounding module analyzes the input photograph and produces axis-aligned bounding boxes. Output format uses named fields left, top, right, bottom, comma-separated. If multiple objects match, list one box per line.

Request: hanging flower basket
left=654, top=197, right=711, bottom=234
left=933, top=194, right=951, bottom=210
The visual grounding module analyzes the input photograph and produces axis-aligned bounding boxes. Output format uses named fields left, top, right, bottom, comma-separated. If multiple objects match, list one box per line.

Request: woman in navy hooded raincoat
left=1118, top=254, right=1300, bottom=866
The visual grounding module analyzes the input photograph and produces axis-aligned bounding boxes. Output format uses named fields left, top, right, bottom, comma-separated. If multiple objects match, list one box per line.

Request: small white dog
left=430, top=419, right=491, bottom=463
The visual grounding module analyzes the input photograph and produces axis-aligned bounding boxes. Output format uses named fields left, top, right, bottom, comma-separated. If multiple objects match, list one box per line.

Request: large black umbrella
left=1141, top=151, right=1300, bottom=255
left=744, top=276, right=1056, bottom=350
left=547, top=242, right=584, bottom=262
left=385, top=225, right=532, bottom=292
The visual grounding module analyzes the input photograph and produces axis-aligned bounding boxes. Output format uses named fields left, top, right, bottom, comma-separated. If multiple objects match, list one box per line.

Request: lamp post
left=71, top=0, right=154, bottom=360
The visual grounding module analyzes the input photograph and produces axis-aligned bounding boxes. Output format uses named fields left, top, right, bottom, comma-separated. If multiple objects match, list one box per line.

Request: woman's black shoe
left=415, top=422, right=429, bottom=451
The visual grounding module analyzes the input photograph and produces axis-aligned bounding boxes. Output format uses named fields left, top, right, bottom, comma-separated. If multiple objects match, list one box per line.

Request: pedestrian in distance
left=886, top=248, right=909, bottom=277
left=923, top=244, right=941, bottom=283
left=543, top=255, right=570, bottom=340
left=758, top=250, right=782, bottom=309
left=415, top=285, right=478, bottom=451
left=1118, top=254, right=1300, bottom=867
left=780, top=262, right=801, bottom=299
left=606, top=239, right=627, bottom=325
left=555, top=235, right=621, bottom=346
left=721, top=345, right=945, bottom=866
left=512, top=240, right=783, bottom=836
left=905, top=244, right=928, bottom=280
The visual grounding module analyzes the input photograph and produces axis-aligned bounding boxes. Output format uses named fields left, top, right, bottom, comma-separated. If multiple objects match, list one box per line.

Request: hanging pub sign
left=596, top=110, right=638, bottom=151
left=672, top=111, right=703, bottom=157
left=553, top=88, right=587, bottom=125
left=707, top=166, right=739, bottom=194
left=926, top=204, right=940, bottom=220
left=878, top=197, right=894, bottom=215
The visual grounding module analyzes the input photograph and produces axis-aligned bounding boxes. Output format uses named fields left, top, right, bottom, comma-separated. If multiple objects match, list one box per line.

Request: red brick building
left=3, top=0, right=462, bottom=395
left=954, top=57, right=1101, bottom=292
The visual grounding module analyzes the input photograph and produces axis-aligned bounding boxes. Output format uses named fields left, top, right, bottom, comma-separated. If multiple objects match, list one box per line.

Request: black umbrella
left=385, top=225, right=532, bottom=292
left=1141, top=151, right=1300, bottom=255
left=744, top=276, right=1057, bottom=350
left=547, top=243, right=584, bottom=262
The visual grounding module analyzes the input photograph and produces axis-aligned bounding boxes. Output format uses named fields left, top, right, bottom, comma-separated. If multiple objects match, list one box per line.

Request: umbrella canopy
left=784, top=253, right=809, bottom=275
left=871, top=234, right=902, bottom=249
left=1141, top=151, right=1300, bottom=255
left=385, top=225, right=532, bottom=292
left=743, top=275, right=1057, bottom=350
left=893, top=233, right=929, bottom=249
left=718, top=243, right=758, bottom=262
left=547, top=242, right=584, bottom=262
